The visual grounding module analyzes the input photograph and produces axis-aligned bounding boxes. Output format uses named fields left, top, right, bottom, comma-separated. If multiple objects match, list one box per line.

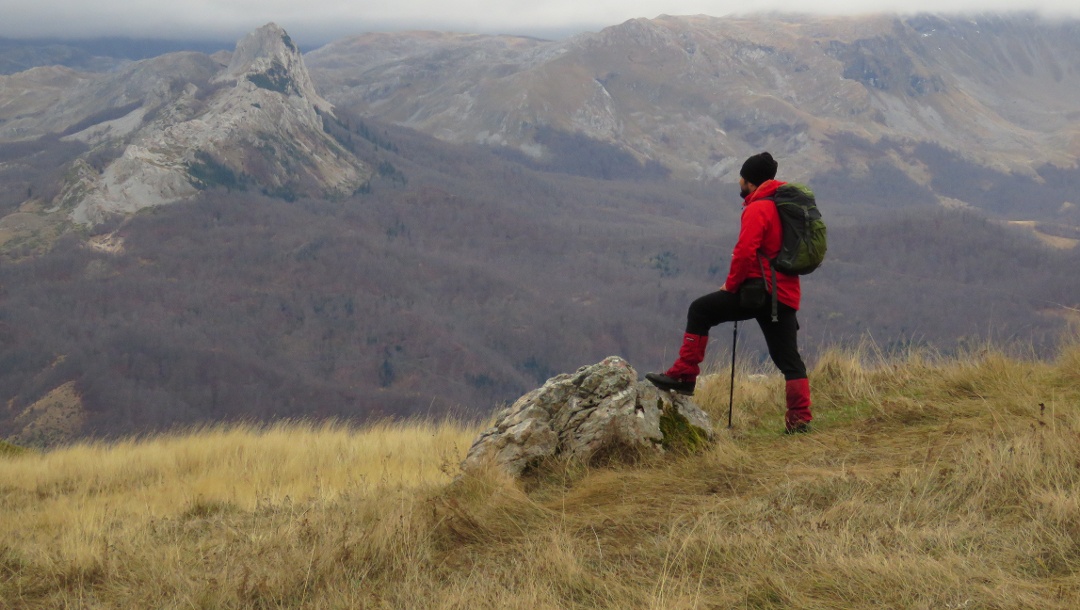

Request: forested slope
left=2, top=113, right=1078, bottom=442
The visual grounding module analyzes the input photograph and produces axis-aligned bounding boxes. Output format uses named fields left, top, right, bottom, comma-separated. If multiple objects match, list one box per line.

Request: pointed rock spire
left=218, top=22, right=331, bottom=112
left=65, top=23, right=368, bottom=224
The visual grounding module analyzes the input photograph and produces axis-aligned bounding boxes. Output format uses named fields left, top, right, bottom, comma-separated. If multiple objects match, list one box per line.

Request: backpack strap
left=756, top=253, right=779, bottom=323
left=757, top=197, right=781, bottom=323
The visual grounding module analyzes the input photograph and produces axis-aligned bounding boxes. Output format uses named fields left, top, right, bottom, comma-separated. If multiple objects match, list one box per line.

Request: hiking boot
left=645, top=372, right=696, bottom=396
left=784, top=422, right=811, bottom=435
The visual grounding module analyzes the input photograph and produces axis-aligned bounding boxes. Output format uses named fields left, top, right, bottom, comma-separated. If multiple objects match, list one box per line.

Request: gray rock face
left=66, top=23, right=368, bottom=225
left=0, top=23, right=370, bottom=226
left=462, top=356, right=714, bottom=476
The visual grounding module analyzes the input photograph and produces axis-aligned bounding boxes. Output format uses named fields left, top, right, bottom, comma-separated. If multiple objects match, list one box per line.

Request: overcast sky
left=3, top=0, right=1079, bottom=45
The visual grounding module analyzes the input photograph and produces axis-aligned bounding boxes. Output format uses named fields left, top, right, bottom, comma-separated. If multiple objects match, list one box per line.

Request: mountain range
left=1, top=13, right=1078, bottom=444
left=4, top=14, right=1080, bottom=230
left=306, top=14, right=1080, bottom=199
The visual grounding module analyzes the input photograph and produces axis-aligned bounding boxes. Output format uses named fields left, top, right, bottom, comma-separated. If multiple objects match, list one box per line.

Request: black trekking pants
left=685, top=289, right=807, bottom=381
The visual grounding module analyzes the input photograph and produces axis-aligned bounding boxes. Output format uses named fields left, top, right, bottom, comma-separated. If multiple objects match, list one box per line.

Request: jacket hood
left=743, top=179, right=785, bottom=207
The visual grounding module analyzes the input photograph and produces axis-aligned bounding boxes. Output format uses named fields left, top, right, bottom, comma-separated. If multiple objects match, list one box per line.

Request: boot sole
left=645, top=376, right=695, bottom=396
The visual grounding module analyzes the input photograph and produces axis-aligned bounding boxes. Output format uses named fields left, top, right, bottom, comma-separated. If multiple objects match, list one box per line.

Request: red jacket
left=723, top=179, right=801, bottom=310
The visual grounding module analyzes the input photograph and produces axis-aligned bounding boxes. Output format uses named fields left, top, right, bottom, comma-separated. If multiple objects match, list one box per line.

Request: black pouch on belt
left=738, top=277, right=769, bottom=310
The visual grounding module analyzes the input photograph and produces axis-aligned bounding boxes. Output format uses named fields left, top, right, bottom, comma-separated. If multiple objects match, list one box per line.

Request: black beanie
left=740, top=152, right=778, bottom=185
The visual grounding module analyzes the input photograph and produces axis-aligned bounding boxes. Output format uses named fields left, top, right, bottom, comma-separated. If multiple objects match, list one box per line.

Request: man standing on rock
left=646, top=152, right=813, bottom=434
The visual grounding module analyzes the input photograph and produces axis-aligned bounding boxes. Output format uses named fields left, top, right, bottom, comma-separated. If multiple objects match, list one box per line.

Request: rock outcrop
left=462, top=356, right=714, bottom=476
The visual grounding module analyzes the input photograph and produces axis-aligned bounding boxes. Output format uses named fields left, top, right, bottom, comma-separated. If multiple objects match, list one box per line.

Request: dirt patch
left=88, top=232, right=125, bottom=254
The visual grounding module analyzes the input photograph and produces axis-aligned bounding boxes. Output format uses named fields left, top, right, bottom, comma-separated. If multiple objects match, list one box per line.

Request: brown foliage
left=1, top=119, right=1079, bottom=441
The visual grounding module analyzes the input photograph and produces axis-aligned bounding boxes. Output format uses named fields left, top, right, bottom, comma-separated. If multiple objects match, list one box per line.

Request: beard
left=739, top=185, right=752, bottom=198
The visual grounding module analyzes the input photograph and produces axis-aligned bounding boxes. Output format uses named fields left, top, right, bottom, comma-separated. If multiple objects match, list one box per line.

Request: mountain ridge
left=2, top=14, right=1079, bottom=225
left=308, top=13, right=1080, bottom=189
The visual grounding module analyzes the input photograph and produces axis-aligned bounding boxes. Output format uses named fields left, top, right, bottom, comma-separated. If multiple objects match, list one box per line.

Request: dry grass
left=3, top=339, right=1080, bottom=609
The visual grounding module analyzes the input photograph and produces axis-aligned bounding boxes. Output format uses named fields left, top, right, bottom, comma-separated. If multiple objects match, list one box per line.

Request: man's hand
left=720, top=283, right=729, bottom=292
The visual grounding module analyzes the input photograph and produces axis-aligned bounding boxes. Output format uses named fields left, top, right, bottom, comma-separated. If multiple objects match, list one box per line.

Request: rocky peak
left=217, top=23, right=330, bottom=113
left=47, top=23, right=370, bottom=225
left=223, top=23, right=300, bottom=77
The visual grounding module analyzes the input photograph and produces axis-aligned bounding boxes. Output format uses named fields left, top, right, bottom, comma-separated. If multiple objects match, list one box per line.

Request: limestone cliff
left=13, top=24, right=369, bottom=225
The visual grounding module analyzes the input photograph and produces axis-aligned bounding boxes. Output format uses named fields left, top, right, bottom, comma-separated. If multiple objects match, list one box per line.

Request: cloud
left=1, top=0, right=1079, bottom=43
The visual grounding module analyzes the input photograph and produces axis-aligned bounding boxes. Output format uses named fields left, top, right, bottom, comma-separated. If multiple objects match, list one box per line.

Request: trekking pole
left=728, top=321, right=739, bottom=429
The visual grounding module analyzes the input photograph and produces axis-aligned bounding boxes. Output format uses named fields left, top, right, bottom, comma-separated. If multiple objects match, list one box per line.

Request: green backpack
left=759, top=183, right=827, bottom=321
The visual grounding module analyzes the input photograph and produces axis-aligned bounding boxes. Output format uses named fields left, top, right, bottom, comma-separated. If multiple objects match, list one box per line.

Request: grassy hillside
left=3, top=337, right=1080, bottom=608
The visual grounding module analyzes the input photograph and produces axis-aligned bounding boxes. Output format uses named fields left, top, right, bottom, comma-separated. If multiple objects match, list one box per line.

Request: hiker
left=646, top=152, right=813, bottom=434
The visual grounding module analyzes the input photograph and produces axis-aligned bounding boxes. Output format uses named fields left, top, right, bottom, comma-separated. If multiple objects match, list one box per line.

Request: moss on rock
left=658, top=405, right=711, bottom=454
